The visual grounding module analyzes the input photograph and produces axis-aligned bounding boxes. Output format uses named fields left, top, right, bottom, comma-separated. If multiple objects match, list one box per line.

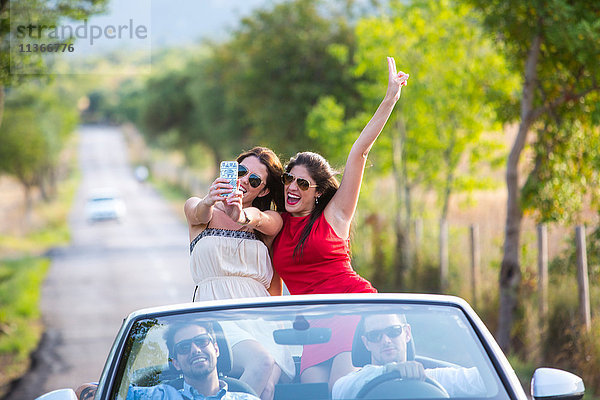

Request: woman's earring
left=315, top=196, right=320, bottom=204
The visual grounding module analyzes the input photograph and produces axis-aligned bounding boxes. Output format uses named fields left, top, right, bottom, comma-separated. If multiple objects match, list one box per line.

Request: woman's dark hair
left=286, top=152, right=339, bottom=258
left=237, top=147, right=284, bottom=212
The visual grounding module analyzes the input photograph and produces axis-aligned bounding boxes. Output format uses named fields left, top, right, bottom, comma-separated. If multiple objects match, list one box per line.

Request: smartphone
left=219, top=161, right=238, bottom=197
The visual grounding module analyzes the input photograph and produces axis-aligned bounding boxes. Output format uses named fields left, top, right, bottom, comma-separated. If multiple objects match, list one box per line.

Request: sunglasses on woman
left=282, top=172, right=318, bottom=191
left=364, top=324, right=408, bottom=343
left=174, top=333, right=214, bottom=355
left=238, top=164, right=264, bottom=188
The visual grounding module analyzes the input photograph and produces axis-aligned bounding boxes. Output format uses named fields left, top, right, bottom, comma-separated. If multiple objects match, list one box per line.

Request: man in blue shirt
left=126, top=321, right=259, bottom=400
left=77, top=321, right=259, bottom=400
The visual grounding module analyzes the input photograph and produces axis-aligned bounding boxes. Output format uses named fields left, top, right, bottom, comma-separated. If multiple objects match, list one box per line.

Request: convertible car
left=37, top=293, right=584, bottom=400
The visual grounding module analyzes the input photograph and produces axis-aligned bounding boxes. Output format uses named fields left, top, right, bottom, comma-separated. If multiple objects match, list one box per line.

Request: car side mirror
left=35, top=388, right=78, bottom=400
left=531, top=368, right=584, bottom=400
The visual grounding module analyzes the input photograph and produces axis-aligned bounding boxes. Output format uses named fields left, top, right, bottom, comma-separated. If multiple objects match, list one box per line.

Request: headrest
left=212, top=321, right=232, bottom=374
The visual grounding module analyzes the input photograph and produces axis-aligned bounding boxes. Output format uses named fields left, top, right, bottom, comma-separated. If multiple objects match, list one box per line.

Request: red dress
left=272, top=212, right=376, bottom=372
left=272, top=212, right=377, bottom=294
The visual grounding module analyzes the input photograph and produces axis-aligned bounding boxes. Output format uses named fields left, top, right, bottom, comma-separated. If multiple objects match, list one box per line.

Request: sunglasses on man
left=364, top=324, right=408, bottom=343
left=282, top=172, right=318, bottom=191
left=174, top=333, right=214, bottom=355
left=238, top=164, right=264, bottom=188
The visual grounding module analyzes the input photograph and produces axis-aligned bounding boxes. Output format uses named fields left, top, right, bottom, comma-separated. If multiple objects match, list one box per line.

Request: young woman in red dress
left=272, top=57, right=409, bottom=390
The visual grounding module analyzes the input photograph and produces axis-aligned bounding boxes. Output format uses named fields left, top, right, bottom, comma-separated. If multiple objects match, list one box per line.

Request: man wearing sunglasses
left=332, top=314, right=485, bottom=399
left=125, top=321, right=260, bottom=400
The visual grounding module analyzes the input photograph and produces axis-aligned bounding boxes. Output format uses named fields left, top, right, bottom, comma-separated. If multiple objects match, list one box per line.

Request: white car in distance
left=85, top=188, right=126, bottom=223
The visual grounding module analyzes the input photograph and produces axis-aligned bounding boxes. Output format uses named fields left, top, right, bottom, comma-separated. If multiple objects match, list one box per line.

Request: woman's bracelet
left=237, top=209, right=251, bottom=225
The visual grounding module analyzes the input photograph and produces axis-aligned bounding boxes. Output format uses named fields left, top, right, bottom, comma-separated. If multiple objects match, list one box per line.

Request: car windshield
left=109, top=301, right=510, bottom=400
left=90, top=197, right=116, bottom=202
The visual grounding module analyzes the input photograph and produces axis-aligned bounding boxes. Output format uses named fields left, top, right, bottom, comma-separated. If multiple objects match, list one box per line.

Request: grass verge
left=0, top=257, right=49, bottom=395
left=0, top=157, right=79, bottom=397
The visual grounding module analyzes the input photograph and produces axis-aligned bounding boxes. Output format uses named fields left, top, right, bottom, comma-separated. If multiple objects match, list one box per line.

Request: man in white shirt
left=332, top=314, right=486, bottom=399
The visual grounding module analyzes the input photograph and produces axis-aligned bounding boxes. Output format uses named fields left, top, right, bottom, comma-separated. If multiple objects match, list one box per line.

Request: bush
left=0, top=257, right=49, bottom=396
left=572, top=320, right=600, bottom=396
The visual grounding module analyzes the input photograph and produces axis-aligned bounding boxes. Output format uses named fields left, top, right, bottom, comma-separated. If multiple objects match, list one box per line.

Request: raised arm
left=325, top=57, right=408, bottom=238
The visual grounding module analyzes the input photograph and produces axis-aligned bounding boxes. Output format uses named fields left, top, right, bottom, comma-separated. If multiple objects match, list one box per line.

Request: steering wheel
left=356, top=370, right=450, bottom=399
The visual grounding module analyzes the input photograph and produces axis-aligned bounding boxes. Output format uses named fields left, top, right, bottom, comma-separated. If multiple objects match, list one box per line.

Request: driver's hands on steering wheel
left=383, top=361, right=426, bottom=381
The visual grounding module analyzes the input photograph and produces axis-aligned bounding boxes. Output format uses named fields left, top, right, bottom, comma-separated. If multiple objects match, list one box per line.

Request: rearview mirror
left=273, top=327, right=331, bottom=345
left=531, top=367, right=584, bottom=400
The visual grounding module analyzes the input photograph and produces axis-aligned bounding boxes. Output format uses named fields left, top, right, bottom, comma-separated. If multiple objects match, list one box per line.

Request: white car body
left=35, top=293, right=584, bottom=400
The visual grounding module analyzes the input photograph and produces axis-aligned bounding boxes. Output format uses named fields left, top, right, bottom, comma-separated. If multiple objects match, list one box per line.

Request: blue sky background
left=85, top=0, right=281, bottom=52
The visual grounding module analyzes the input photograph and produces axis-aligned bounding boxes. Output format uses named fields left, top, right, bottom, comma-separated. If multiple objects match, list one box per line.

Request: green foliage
left=225, top=0, right=363, bottom=157
left=306, top=95, right=367, bottom=165
left=0, top=257, right=49, bottom=393
left=0, top=258, right=49, bottom=330
left=0, top=0, right=108, bottom=85
left=0, top=106, right=46, bottom=186
left=463, top=0, right=600, bottom=356
left=469, top=0, right=600, bottom=222
left=140, top=69, right=194, bottom=147
left=572, top=320, right=600, bottom=397
left=0, top=136, right=77, bottom=393
left=112, top=78, right=146, bottom=125
left=0, top=80, right=78, bottom=199
left=523, top=122, right=600, bottom=225
left=185, top=47, right=249, bottom=164
left=0, top=0, right=107, bottom=98
left=347, top=0, right=517, bottom=221
left=123, top=0, right=366, bottom=163
left=305, top=0, right=517, bottom=289
left=130, top=45, right=249, bottom=166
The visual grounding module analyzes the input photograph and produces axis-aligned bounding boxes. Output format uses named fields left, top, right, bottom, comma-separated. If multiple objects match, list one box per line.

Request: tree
left=0, top=0, right=108, bottom=128
left=0, top=81, right=77, bottom=218
left=135, top=48, right=247, bottom=170
left=131, top=0, right=365, bottom=166
left=308, top=0, right=515, bottom=288
left=185, top=46, right=250, bottom=170
left=522, top=119, right=600, bottom=225
left=226, top=0, right=363, bottom=157
left=468, top=0, right=600, bottom=352
left=138, top=68, right=195, bottom=151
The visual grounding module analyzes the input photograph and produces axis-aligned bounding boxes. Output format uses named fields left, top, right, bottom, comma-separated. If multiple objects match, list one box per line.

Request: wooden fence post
left=440, top=219, right=449, bottom=292
left=537, top=224, right=548, bottom=332
left=414, top=218, right=423, bottom=265
left=470, top=224, right=480, bottom=308
left=575, top=225, right=591, bottom=333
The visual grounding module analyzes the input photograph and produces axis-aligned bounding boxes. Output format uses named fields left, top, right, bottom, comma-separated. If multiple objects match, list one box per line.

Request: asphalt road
left=7, top=125, right=193, bottom=399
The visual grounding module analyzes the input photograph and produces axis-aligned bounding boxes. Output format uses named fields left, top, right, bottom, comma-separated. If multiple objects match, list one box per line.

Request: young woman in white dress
left=184, top=147, right=294, bottom=400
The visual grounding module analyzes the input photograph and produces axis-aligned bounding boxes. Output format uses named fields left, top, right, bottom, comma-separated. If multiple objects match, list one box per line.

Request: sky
left=86, top=0, right=283, bottom=51
left=150, top=0, right=281, bottom=47
left=11, top=0, right=283, bottom=74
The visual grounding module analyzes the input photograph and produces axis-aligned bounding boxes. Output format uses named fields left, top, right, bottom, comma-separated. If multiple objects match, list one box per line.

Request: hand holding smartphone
left=219, top=161, right=238, bottom=197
